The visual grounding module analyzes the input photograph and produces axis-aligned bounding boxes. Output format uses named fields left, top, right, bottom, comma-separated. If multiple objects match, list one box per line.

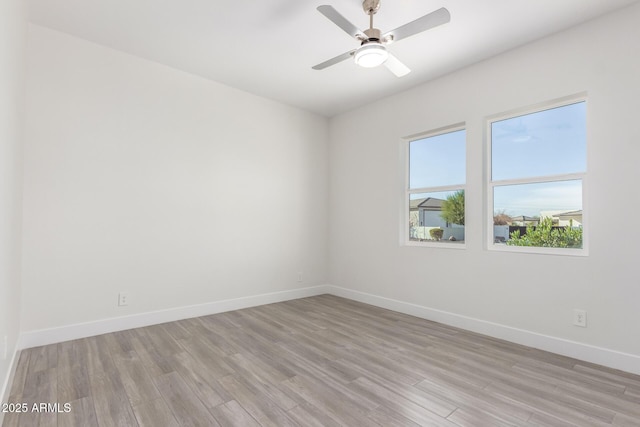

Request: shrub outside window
left=488, top=97, right=587, bottom=254
left=406, top=126, right=466, bottom=246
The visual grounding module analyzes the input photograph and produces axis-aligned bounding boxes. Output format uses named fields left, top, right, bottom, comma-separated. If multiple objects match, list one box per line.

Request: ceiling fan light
left=354, top=43, right=388, bottom=68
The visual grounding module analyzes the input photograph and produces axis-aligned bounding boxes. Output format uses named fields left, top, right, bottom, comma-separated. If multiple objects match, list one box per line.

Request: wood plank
left=167, top=351, right=228, bottom=409
left=154, top=371, right=221, bottom=426
left=88, top=369, right=139, bottom=427
left=177, top=335, right=234, bottom=379
left=57, top=340, right=91, bottom=403
left=5, top=295, right=640, bottom=427
left=286, top=402, right=341, bottom=427
left=573, top=363, right=640, bottom=390
left=209, top=400, right=260, bottom=427
left=86, top=343, right=139, bottom=427
left=126, top=328, right=175, bottom=378
left=160, top=319, right=194, bottom=341
left=446, top=407, right=521, bottom=427
left=415, top=377, right=533, bottom=422
left=26, top=345, right=58, bottom=374
left=367, top=405, right=423, bottom=427
left=348, top=377, right=458, bottom=426
left=6, top=350, right=30, bottom=401
left=624, top=386, right=640, bottom=401
left=218, top=375, right=299, bottom=427
left=111, top=349, right=162, bottom=407
left=555, top=380, right=640, bottom=419
left=82, top=335, right=115, bottom=375
left=57, top=396, right=99, bottom=427
left=131, top=397, right=179, bottom=427
left=221, top=369, right=298, bottom=411
left=612, top=412, right=640, bottom=426
left=273, top=347, right=379, bottom=412
left=3, top=350, right=31, bottom=427
left=26, top=367, right=58, bottom=427
left=485, top=379, right=615, bottom=426
left=279, top=375, right=373, bottom=426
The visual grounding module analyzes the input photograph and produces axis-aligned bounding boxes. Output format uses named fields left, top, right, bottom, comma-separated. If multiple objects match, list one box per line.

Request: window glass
left=410, top=130, right=465, bottom=189
left=409, top=191, right=465, bottom=243
left=492, top=102, right=586, bottom=181
left=490, top=100, right=586, bottom=251
left=407, top=128, right=465, bottom=245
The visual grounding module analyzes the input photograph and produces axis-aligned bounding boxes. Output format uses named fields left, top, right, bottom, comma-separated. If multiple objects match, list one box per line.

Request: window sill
left=404, top=241, right=466, bottom=250
left=488, top=243, right=588, bottom=257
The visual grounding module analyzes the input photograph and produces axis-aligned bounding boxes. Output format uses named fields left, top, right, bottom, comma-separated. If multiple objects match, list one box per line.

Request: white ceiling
left=28, top=0, right=639, bottom=117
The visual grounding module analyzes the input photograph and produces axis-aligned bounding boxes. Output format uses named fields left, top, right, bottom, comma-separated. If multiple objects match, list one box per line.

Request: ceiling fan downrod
left=362, top=0, right=381, bottom=41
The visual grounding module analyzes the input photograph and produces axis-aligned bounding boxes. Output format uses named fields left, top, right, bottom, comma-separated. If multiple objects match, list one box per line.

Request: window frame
left=402, top=123, right=467, bottom=249
left=486, top=94, right=588, bottom=256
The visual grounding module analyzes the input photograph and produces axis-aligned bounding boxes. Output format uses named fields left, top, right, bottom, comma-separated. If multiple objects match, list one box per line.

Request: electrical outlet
left=118, top=292, right=130, bottom=306
left=297, top=272, right=303, bottom=283
left=573, top=309, right=587, bottom=327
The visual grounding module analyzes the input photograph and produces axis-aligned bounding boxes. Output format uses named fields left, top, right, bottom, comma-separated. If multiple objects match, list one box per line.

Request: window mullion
left=409, top=184, right=466, bottom=194
left=491, top=173, right=585, bottom=188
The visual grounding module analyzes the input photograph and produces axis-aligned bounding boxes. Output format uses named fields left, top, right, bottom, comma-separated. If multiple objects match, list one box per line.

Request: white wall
left=0, top=0, right=26, bottom=407
left=22, top=26, right=328, bottom=332
left=329, top=2, right=640, bottom=360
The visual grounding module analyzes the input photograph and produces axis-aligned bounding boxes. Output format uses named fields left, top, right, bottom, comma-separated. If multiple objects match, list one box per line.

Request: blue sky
left=409, top=129, right=465, bottom=189
left=491, top=102, right=586, bottom=181
left=410, top=102, right=586, bottom=217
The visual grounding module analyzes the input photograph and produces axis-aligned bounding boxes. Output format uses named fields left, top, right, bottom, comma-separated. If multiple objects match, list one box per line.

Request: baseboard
left=326, top=285, right=640, bottom=376
left=0, top=345, right=21, bottom=426
left=18, top=285, right=331, bottom=349
left=16, top=283, right=640, bottom=376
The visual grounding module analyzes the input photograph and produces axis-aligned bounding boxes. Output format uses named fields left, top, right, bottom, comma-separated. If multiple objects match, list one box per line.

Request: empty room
left=2, top=0, right=640, bottom=425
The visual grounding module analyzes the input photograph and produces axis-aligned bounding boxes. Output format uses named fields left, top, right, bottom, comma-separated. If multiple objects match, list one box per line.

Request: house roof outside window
left=409, top=197, right=445, bottom=211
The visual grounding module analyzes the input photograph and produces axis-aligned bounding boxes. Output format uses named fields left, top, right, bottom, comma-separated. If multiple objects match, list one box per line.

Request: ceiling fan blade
left=312, top=50, right=356, bottom=70
left=382, top=7, right=450, bottom=44
left=317, top=5, right=365, bottom=39
left=384, top=53, right=411, bottom=77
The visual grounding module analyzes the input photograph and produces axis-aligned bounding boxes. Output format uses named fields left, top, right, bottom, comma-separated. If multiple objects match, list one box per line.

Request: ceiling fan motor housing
left=363, top=28, right=382, bottom=43
left=362, top=0, right=381, bottom=15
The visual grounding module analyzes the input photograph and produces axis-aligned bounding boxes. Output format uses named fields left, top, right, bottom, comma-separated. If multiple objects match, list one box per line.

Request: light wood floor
left=3, top=295, right=640, bottom=426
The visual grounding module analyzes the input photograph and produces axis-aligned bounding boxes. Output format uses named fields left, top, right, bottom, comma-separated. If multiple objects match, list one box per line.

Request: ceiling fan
left=312, top=0, right=450, bottom=77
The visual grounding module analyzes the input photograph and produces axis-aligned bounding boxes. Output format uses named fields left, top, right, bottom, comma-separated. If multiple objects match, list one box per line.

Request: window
left=405, top=126, right=466, bottom=245
left=488, top=97, right=587, bottom=254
